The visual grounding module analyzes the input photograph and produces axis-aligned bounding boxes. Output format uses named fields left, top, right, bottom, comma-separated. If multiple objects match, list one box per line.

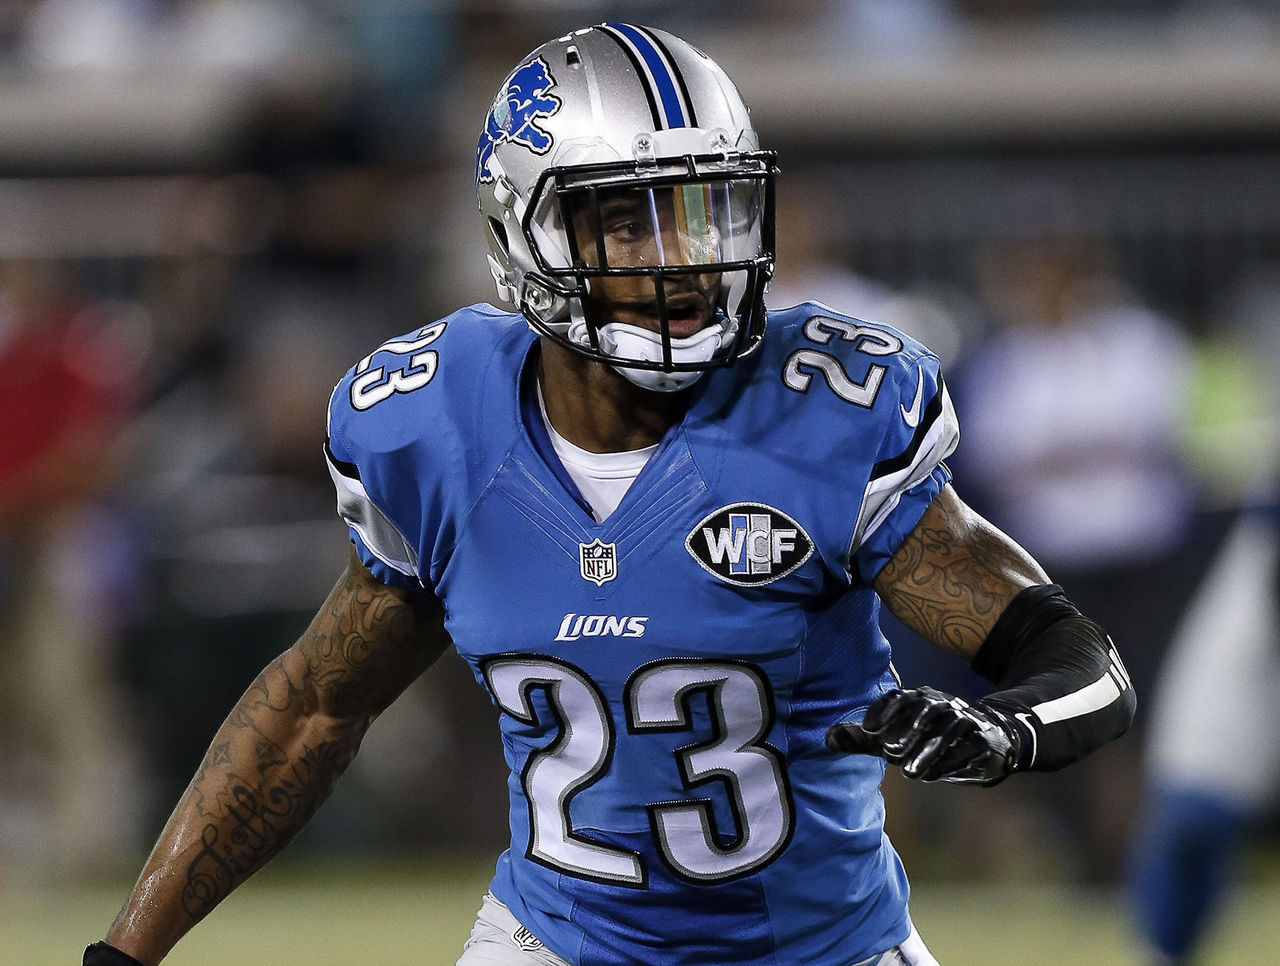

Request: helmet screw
left=633, top=133, right=657, bottom=164
left=527, top=286, right=551, bottom=310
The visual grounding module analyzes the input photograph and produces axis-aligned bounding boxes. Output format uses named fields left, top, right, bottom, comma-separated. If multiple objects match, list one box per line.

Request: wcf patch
left=685, top=503, right=814, bottom=586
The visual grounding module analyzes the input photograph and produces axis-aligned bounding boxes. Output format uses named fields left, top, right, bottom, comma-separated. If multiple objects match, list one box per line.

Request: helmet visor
left=559, top=179, right=766, bottom=271
left=514, top=151, right=776, bottom=375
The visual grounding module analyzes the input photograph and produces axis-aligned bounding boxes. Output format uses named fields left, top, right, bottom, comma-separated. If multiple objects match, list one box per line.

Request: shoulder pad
left=325, top=303, right=530, bottom=590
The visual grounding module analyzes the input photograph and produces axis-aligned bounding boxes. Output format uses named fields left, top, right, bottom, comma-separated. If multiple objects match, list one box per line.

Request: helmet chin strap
left=567, top=318, right=728, bottom=392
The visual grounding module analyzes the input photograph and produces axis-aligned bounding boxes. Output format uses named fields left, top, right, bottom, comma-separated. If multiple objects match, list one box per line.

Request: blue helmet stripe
left=603, top=22, right=689, bottom=129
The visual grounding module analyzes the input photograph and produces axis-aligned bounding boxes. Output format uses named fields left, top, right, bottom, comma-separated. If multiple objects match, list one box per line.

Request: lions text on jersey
left=325, top=301, right=959, bottom=966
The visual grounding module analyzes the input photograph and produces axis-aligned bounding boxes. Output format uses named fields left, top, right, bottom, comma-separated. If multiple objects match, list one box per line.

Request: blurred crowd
left=0, top=6, right=1277, bottom=960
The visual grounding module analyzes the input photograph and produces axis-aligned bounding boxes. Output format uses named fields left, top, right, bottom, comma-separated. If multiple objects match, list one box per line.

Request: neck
left=537, top=339, right=690, bottom=453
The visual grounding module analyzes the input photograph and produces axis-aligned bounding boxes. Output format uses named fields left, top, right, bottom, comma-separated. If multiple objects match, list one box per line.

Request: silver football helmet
left=476, top=23, right=776, bottom=391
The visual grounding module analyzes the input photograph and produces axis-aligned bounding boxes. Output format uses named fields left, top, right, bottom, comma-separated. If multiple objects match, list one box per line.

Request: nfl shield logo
left=578, top=538, right=617, bottom=586
left=511, top=925, right=545, bottom=953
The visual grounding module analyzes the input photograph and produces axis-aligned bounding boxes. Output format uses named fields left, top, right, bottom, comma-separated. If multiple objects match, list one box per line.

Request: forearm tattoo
left=178, top=559, right=441, bottom=921
left=181, top=697, right=353, bottom=918
left=874, top=489, right=1047, bottom=660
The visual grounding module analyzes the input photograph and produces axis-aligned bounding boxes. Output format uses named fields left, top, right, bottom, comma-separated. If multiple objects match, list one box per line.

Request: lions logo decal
left=476, top=57, right=562, bottom=184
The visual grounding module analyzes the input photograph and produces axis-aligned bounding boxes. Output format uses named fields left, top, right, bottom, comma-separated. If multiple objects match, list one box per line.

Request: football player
left=1128, top=492, right=1279, bottom=966
left=86, top=23, right=1136, bottom=966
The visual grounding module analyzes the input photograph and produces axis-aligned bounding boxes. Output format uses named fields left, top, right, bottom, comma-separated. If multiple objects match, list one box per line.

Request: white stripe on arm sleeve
left=1004, top=645, right=1133, bottom=770
left=1016, top=646, right=1132, bottom=768
left=1031, top=661, right=1126, bottom=725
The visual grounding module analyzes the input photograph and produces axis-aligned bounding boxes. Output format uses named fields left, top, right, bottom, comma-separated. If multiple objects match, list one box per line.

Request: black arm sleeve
left=970, top=584, right=1137, bottom=772
left=84, top=943, right=145, bottom=966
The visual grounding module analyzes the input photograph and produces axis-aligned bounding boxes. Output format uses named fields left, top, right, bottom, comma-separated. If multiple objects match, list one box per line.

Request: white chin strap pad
left=594, top=321, right=725, bottom=392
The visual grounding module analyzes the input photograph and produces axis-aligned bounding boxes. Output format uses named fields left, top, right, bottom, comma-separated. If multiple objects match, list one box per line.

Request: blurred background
left=2, top=1, right=1279, bottom=964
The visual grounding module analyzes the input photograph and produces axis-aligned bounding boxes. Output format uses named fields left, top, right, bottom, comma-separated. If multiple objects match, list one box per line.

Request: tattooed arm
left=872, top=483, right=1049, bottom=658
left=826, top=484, right=1134, bottom=783
left=102, top=545, right=448, bottom=964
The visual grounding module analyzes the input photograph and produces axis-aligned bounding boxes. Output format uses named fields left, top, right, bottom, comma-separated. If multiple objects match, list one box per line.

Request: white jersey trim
left=325, top=448, right=420, bottom=580
left=852, top=380, right=959, bottom=554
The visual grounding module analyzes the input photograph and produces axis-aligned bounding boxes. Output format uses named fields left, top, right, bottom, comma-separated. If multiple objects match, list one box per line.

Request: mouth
left=607, top=292, right=714, bottom=339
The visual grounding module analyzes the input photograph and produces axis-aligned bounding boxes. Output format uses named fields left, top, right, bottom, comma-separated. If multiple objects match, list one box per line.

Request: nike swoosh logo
left=900, top=364, right=925, bottom=428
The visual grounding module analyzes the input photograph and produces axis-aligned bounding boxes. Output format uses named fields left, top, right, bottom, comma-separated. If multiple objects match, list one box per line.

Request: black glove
left=825, top=686, right=1020, bottom=786
left=83, top=942, right=145, bottom=966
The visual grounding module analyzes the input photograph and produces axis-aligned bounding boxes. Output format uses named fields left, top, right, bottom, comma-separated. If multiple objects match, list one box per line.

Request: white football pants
left=456, top=892, right=941, bottom=965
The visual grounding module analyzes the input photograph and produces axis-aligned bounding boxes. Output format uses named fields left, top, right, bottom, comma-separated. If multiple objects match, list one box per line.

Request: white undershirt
left=538, top=386, right=656, bottom=522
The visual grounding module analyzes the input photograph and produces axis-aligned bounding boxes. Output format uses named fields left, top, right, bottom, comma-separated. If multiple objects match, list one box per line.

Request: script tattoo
left=874, top=487, right=1047, bottom=660
left=180, top=657, right=357, bottom=918
left=179, top=553, right=442, bottom=920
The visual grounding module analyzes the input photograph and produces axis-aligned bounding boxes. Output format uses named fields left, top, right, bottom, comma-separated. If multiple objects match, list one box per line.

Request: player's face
left=568, top=186, right=723, bottom=339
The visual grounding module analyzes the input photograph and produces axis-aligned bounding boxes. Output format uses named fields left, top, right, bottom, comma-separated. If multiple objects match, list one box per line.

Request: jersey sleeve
left=324, top=380, right=428, bottom=594
left=849, top=352, right=959, bottom=584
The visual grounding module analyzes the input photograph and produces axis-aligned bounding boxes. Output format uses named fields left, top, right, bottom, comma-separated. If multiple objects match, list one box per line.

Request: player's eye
left=604, top=217, right=648, bottom=243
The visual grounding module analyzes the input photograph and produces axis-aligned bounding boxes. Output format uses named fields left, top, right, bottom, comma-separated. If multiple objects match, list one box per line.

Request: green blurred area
left=17, top=855, right=1280, bottom=966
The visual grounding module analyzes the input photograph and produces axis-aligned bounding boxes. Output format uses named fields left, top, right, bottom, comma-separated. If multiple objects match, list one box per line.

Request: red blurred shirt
left=0, top=301, right=136, bottom=524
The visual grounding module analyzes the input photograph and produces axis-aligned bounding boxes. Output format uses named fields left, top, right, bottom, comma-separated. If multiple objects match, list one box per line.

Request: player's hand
left=825, top=686, right=1019, bottom=786
left=83, top=942, right=145, bottom=966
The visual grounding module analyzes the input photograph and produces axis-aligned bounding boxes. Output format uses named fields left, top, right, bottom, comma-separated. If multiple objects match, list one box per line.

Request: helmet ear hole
left=487, top=217, right=509, bottom=256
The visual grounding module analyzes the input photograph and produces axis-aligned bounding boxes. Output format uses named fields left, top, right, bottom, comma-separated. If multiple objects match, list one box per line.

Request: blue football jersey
left=325, top=301, right=959, bottom=966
